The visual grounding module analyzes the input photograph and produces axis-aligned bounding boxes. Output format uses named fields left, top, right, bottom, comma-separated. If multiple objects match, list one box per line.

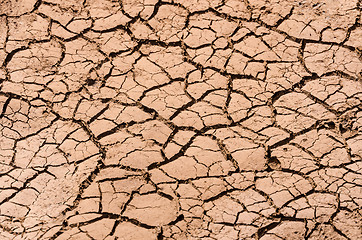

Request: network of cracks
left=0, top=0, right=361, bottom=239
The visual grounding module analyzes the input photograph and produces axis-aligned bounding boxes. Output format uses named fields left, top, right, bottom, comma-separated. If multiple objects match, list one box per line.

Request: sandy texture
left=0, top=0, right=361, bottom=239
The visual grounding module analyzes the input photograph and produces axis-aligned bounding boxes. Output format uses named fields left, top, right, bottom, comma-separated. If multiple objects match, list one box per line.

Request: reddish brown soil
left=0, top=0, right=361, bottom=239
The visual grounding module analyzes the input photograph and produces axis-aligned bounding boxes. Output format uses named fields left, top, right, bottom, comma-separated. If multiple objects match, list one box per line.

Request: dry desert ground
left=0, top=0, right=361, bottom=239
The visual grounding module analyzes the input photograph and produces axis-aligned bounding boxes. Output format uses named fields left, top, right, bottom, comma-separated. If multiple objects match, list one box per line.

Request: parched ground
left=0, top=0, right=361, bottom=239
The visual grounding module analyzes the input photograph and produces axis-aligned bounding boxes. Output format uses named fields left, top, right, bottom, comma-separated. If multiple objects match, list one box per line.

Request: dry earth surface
left=0, top=0, right=361, bottom=239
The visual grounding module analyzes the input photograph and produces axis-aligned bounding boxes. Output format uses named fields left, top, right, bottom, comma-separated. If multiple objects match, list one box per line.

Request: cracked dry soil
left=0, top=0, right=361, bottom=239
